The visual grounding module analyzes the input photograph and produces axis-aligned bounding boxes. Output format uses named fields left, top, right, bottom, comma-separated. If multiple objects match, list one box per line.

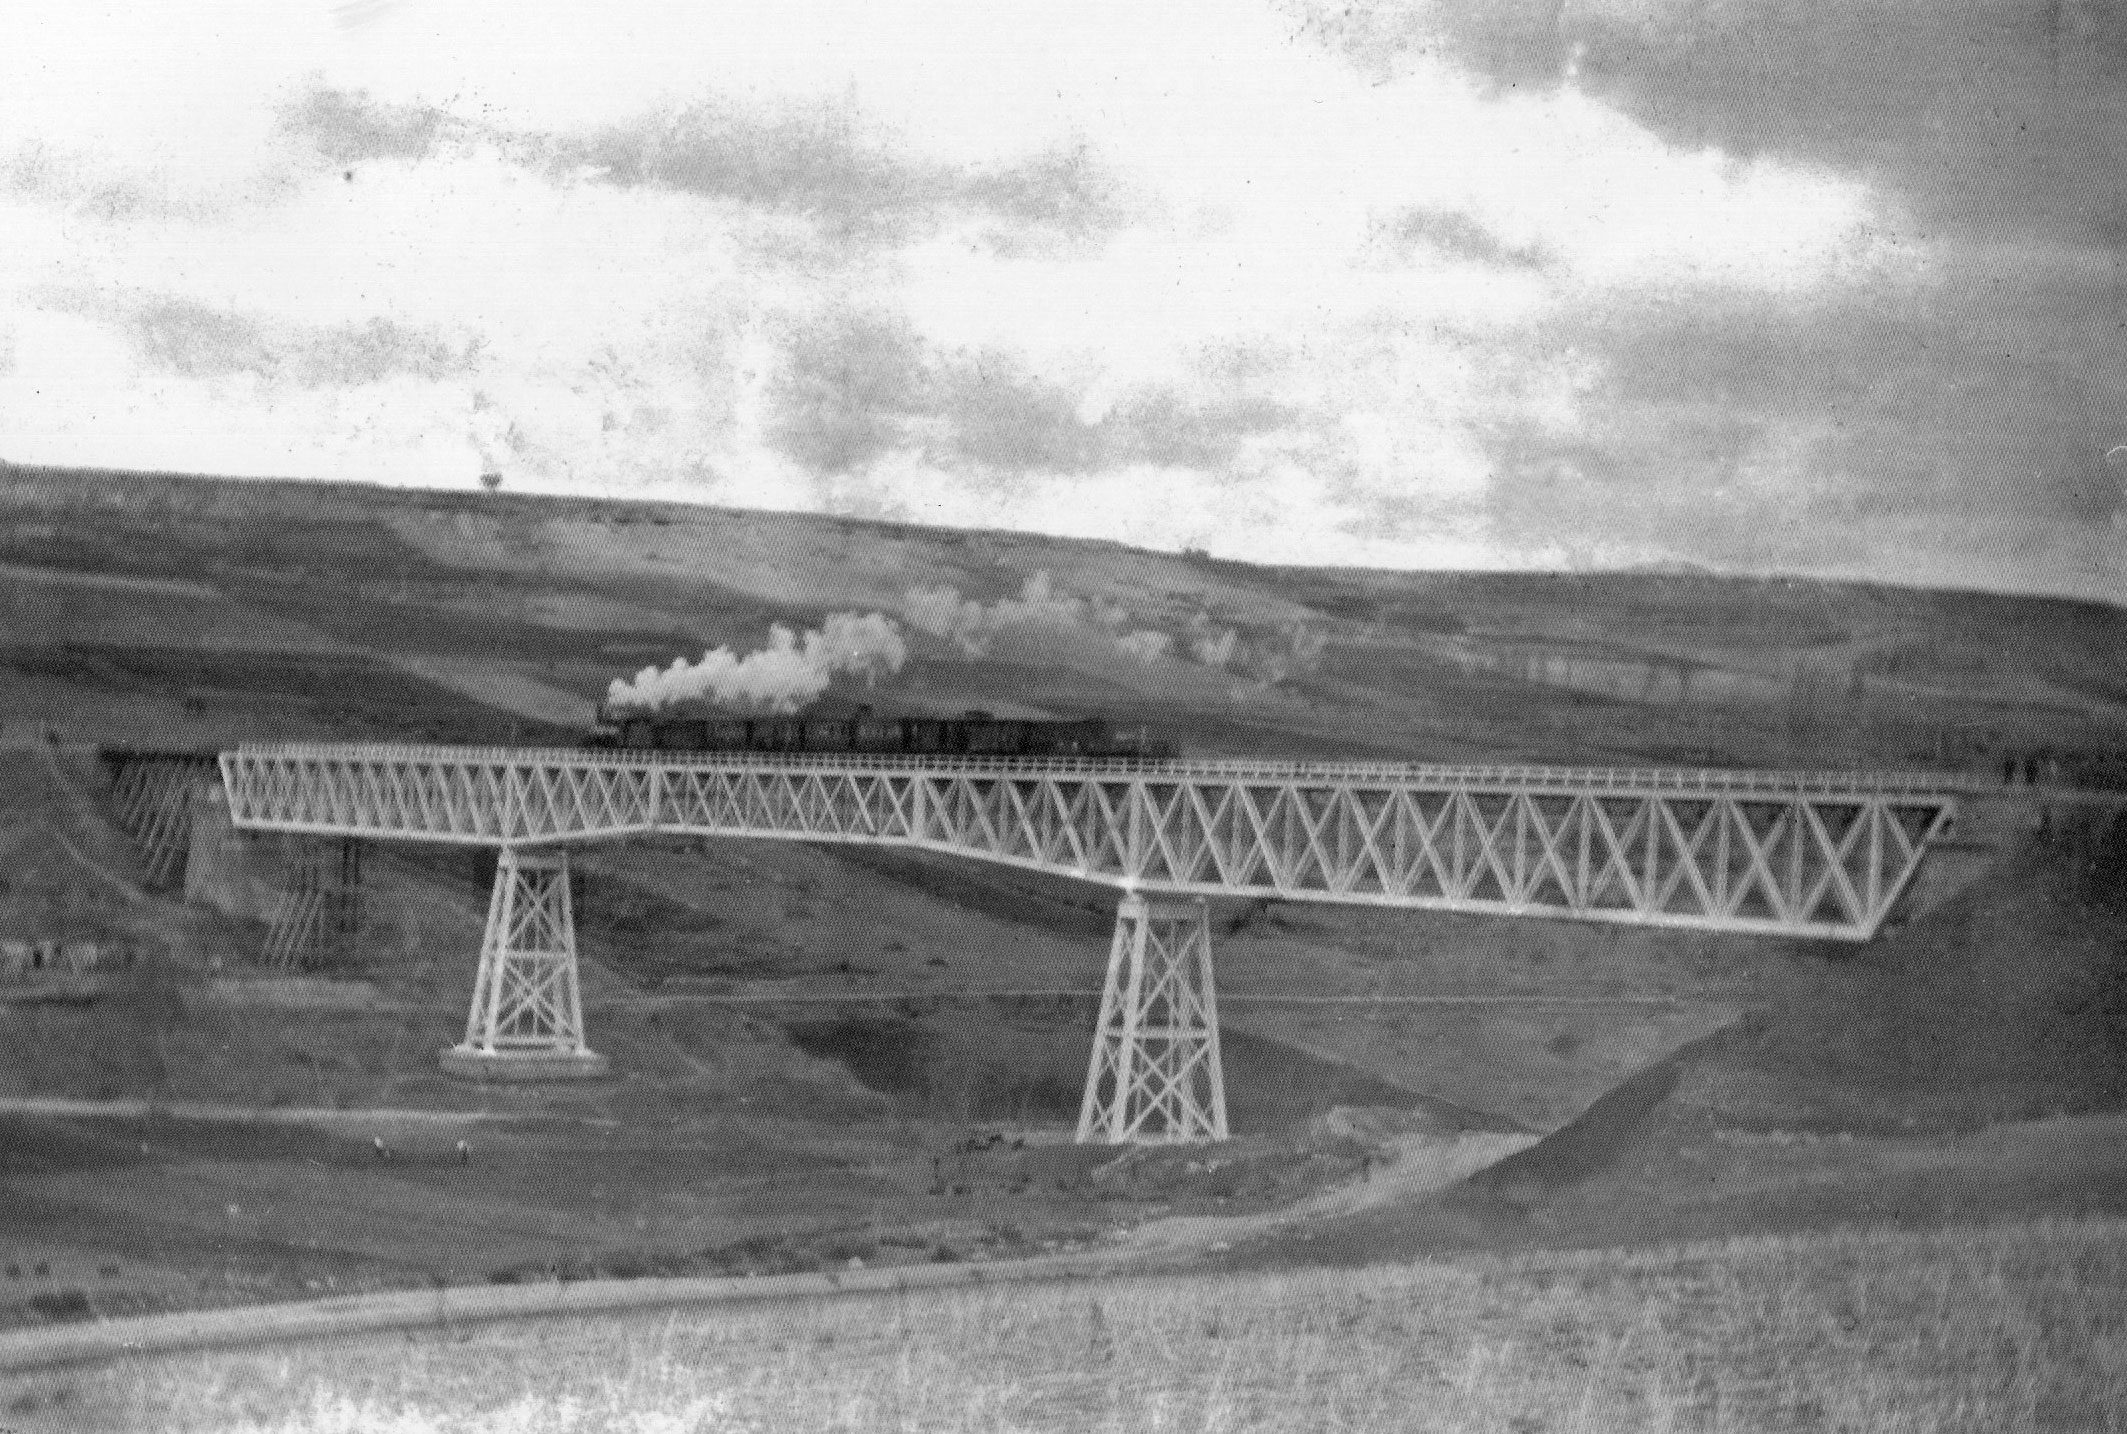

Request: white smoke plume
left=606, top=611, right=908, bottom=714
left=1259, top=621, right=1328, bottom=683
left=1227, top=620, right=1329, bottom=697
left=1183, top=610, right=1327, bottom=693
left=903, top=571, right=1171, bottom=665
left=900, top=571, right=1328, bottom=688
left=1114, top=629, right=1173, bottom=665
left=1188, top=621, right=1240, bottom=669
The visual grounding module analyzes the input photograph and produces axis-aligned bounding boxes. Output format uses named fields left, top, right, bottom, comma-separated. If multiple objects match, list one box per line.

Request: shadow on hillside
left=1221, top=809, right=2127, bottom=1268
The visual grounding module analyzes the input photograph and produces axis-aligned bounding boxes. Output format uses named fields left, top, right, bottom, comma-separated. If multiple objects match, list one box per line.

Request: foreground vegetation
left=37, top=1216, right=2127, bottom=1433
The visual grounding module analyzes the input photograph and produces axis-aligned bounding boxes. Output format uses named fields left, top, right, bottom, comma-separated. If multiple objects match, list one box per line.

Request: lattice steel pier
left=1078, top=896, right=1227, bottom=1144
left=439, top=847, right=607, bottom=1080
left=221, top=743, right=1968, bottom=1138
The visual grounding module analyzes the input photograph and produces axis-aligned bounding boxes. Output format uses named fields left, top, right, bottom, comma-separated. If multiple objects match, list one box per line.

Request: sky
left=0, top=0, right=2121, bottom=601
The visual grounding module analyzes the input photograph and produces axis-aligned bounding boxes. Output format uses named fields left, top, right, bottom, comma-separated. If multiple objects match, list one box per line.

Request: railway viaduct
left=169, top=741, right=1973, bottom=1146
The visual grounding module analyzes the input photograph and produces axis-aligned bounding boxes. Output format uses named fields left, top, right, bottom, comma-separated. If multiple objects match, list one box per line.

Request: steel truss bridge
left=219, top=742, right=1968, bottom=1143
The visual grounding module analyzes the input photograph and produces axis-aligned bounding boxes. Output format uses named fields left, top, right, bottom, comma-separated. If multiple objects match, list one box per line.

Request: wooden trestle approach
left=219, top=743, right=1970, bottom=1143
left=101, top=748, right=220, bottom=890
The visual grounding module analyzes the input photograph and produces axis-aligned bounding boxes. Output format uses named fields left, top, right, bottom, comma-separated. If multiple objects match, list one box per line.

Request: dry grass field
left=21, top=1217, right=2125, bottom=1433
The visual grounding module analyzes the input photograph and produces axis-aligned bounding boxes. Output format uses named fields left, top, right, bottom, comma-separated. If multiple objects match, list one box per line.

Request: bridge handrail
left=227, top=741, right=1981, bottom=797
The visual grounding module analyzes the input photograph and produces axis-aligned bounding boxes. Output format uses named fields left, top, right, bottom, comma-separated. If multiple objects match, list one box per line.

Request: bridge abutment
left=1076, top=894, right=1228, bottom=1145
left=440, top=846, right=608, bottom=1082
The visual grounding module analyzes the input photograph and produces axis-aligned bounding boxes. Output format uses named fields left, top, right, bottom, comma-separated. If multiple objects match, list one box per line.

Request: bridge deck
left=224, top=741, right=1980, bottom=793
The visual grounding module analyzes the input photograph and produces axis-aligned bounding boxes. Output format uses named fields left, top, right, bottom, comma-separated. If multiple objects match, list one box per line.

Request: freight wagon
left=585, top=704, right=1173, bottom=760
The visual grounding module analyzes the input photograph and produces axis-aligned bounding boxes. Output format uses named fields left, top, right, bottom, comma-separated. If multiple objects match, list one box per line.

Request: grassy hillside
left=4, top=464, right=2122, bottom=775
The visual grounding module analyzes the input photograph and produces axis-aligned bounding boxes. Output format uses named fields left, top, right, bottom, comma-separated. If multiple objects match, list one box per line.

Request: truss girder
left=221, top=746, right=1960, bottom=940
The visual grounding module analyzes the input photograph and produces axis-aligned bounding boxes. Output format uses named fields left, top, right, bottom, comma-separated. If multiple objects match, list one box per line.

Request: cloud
left=280, top=86, right=453, bottom=166
left=932, top=351, right=1106, bottom=474
left=961, top=143, right=1134, bottom=244
left=276, top=86, right=1137, bottom=252
left=765, top=306, right=1302, bottom=482
left=1102, top=385, right=1301, bottom=470
left=1277, top=0, right=2127, bottom=596
left=592, top=106, right=1134, bottom=249
left=1, top=1, right=2116, bottom=600
left=1291, top=0, right=2127, bottom=251
left=766, top=308, right=929, bottom=475
left=579, top=99, right=943, bottom=243
left=1474, top=263, right=2127, bottom=583
left=117, top=296, right=469, bottom=389
left=1377, top=206, right=1547, bottom=269
left=331, top=1, right=406, bottom=36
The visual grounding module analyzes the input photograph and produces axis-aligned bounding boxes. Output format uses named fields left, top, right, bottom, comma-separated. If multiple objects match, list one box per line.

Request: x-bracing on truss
left=217, top=743, right=1970, bottom=1144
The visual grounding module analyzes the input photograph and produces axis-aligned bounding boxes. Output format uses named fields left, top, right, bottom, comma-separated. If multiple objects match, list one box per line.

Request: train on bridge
left=585, top=702, right=1176, bottom=760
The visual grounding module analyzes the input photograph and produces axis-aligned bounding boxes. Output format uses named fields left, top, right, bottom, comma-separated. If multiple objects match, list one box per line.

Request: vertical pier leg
left=440, top=847, right=609, bottom=1081
left=1076, top=895, right=1228, bottom=1144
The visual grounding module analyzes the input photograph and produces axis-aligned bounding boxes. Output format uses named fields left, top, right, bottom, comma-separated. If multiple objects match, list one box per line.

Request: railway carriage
left=585, top=703, right=1170, bottom=760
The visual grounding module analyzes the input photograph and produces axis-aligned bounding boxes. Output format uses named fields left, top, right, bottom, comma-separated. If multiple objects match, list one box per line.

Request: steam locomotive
left=585, top=702, right=1175, bottom=760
